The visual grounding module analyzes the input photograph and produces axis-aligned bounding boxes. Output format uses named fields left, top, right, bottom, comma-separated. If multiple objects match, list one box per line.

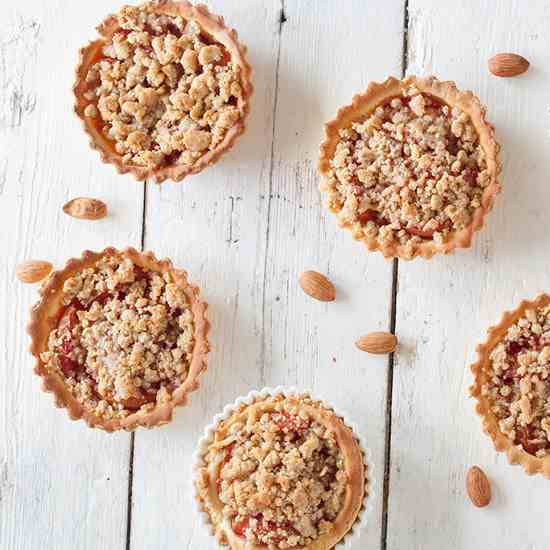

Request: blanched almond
left=63, top=197, right=107, bottom=220
left=16, top=260, right=53, bottom=283
left=355, top=332, right=397, bottom=354
left=298, top=271, right=335, bottom=302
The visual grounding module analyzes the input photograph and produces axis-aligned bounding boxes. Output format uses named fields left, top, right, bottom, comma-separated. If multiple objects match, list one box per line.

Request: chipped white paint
left=1, top=1, right=548, bottom=549
left=406, top=6, right=433, bottom=76
left=0, top=16, right=39, bottom=129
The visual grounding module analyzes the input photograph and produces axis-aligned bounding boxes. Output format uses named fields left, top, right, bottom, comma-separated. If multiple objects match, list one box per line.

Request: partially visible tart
left=28, top=247, right=209, bottom=431
left=196, top=393, right=366, bottom=549
left=74, top=0, right=252, bottom=182
left=319, top=75, right=501, bottom=259
left=471, top=294, right=550, bottom=477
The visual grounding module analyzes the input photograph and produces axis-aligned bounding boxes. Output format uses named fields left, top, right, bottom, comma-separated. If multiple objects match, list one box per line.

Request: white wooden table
left=2, top=1, right=550, bottom=548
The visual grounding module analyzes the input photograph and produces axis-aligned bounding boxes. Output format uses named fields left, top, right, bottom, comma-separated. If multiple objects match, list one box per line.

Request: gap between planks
left=125, top=180, right=147, bottom=550
left=381, top=0, right=408, bottom=548
left=259, top=0, right=286, bottom=387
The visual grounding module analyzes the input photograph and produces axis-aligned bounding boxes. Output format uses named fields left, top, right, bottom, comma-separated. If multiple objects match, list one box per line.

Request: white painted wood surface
left=1, top=1, right=549, bottom=549
left=388, top=1, right=550, bottom=550
left=0, top=2, right=142, bottom=550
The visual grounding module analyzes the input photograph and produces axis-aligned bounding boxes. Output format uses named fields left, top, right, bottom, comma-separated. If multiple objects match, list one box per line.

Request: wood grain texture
left=387, top=1, right=550, bottom=549
left=0, top=2, right=143, bottom=549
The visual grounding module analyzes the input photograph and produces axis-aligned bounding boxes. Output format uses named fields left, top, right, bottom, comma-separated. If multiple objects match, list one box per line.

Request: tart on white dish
left=196, top=393, right=367, bottom=549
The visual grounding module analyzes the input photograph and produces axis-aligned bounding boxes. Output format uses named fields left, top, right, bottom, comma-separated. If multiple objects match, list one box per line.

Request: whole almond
left=16, top=260, right=53, bottom=284
left=355, top=332, right=397, bottom=354
left=63, top=197, right=107, bottom=220
left=488, top=53, right=529, bottom=77
left=299, top=271, right=335, bottom=302
left=466, top=466, right=491, bottom=508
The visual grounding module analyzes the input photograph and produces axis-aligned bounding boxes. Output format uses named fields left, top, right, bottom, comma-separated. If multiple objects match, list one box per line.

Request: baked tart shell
left=194, top=389, right=370, bottom=549
left=27, top=246, right=210, bottom=432
left=73, top=0, right=253, bottom=183
left=470, top=293, right=550, bottom=478
left=319, top=75, right=502, bottom=260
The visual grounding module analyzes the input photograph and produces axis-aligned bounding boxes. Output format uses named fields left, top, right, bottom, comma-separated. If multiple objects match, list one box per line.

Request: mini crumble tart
left=74, top=0, right=252, bottom=182
left=196, top=393, right=366, bottom=549
left=319, top=76, right=501, bottom=260
left=471, top=294, right=550, bottom=477
left=28, top=247, right=209, bottom=431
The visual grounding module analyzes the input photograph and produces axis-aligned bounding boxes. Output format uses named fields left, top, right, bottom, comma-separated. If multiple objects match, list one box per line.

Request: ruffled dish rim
left=27, top=246, right=210, bottom=432
left=193, top=387, right=372, bottom=549
left=318, top=75, right=502, bottom=260
left=469, top=293, right=550, bottom=478
left=73, top=0, right=253, bottom=183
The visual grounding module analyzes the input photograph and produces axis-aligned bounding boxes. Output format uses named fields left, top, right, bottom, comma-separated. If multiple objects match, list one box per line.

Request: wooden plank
left=0, top=2, right=144, bottom=549
left=387, top=1, right=550, bottom=549
left=264, top=2, right=404, bottom=549
left=131, top=1, right=404, bottom=549
left=130, top=2, right=281, bottom=549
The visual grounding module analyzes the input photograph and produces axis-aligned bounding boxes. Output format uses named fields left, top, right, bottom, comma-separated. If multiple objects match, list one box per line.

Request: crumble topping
left=324, top=89, right=491, bottom=247
left=483, top=305, right=550, bottom=457
left=200, top=397, right=348, bottom=549
left=39, top=253, right=195, bottom=419
left=81, top=2, right=244, bottom=169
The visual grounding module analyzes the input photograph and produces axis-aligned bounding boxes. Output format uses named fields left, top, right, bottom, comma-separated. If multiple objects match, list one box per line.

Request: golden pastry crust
left=195, top=393, right=366, bottom=549
left=470, top=294, right=550, bottom=478
left=28, top=247, right=209, bottom=431
left=319, top=75, right=501, bottom=260
left=73, top=0, right=253, bottom=183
